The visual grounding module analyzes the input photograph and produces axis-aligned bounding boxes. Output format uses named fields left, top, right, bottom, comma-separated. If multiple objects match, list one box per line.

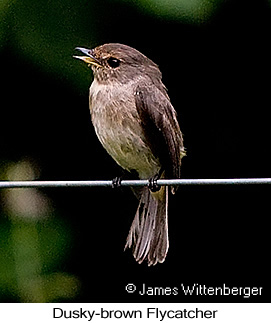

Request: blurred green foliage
left=0, top=0, right=224, bottom=93
left=0, top=160, right=80, bottom=302
left=0, top=215, right=79, bottom=302
left=121, top=0, right=224, bottom=23
left=1, top=0, right=97, bottom=91
left=0, top=2, right=99, bottom=300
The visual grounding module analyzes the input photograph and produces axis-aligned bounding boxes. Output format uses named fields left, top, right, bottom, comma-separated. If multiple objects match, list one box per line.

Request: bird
left=74, top=43, right=185, bottom=266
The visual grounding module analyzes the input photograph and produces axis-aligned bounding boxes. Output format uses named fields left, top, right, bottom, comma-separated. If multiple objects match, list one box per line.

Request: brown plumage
left=74, top=43, right=185, bottom=265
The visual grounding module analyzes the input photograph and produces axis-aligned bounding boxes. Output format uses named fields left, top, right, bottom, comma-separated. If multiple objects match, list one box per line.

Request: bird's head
left=74, top=43, right=161, bottom=84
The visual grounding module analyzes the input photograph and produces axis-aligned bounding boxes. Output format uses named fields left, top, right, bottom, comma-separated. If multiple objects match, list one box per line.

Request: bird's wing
left=135, top=84, right=185, bottom=185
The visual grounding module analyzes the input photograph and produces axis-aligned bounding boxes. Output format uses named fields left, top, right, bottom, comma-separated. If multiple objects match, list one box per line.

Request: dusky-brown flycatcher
left=74, top=43, right=185, bottom=265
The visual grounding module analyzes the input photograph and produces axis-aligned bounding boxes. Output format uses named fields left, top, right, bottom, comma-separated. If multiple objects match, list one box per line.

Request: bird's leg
left=148, top=169, right=163, bottom=192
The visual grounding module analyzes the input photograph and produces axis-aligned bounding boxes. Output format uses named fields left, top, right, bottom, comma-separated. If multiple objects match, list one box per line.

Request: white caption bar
left=0, top=303, right=270, bottom=322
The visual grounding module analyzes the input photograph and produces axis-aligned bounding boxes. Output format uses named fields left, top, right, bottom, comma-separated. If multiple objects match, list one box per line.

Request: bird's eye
left=107, top=57, right=121, bottom=68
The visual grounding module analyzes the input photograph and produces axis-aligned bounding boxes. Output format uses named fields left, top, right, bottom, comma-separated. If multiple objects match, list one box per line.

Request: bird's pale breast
left=89, top=79, right=161, bottom=179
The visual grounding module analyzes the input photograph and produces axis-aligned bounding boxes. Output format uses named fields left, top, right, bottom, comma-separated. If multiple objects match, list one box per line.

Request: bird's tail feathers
left=125, top=185, right=168, bottom=266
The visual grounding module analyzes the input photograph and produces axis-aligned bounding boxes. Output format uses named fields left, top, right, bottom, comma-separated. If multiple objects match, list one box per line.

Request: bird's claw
left=148, top=174, right=160, bottom=192
left=112, top=176, right=122, bottom=189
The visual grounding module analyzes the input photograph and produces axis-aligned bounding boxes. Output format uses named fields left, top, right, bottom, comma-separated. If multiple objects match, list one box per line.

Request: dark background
left=0, top=0, right=270, bottom=302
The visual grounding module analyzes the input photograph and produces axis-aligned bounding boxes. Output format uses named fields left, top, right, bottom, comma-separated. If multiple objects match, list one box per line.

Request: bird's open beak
left=73, top=47, right=102, bottom=67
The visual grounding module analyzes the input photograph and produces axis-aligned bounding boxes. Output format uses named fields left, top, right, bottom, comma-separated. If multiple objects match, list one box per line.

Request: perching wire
left=0, top=178, right=270, bottom=189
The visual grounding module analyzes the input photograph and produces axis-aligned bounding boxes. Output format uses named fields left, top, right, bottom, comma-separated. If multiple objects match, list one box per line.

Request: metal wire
left=0, top=178, right=270, bottom=189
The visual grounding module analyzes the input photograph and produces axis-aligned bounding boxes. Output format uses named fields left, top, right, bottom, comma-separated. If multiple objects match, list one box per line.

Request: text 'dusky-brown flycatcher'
left=74, top=43, right=185, bottom=266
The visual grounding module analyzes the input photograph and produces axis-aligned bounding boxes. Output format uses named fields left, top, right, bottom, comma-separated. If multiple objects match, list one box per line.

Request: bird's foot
left=148, top=174, right=161, bottom=192
left=112, top=176, right=122, bottom=189
left=112, top=169, right=139, bottom=189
